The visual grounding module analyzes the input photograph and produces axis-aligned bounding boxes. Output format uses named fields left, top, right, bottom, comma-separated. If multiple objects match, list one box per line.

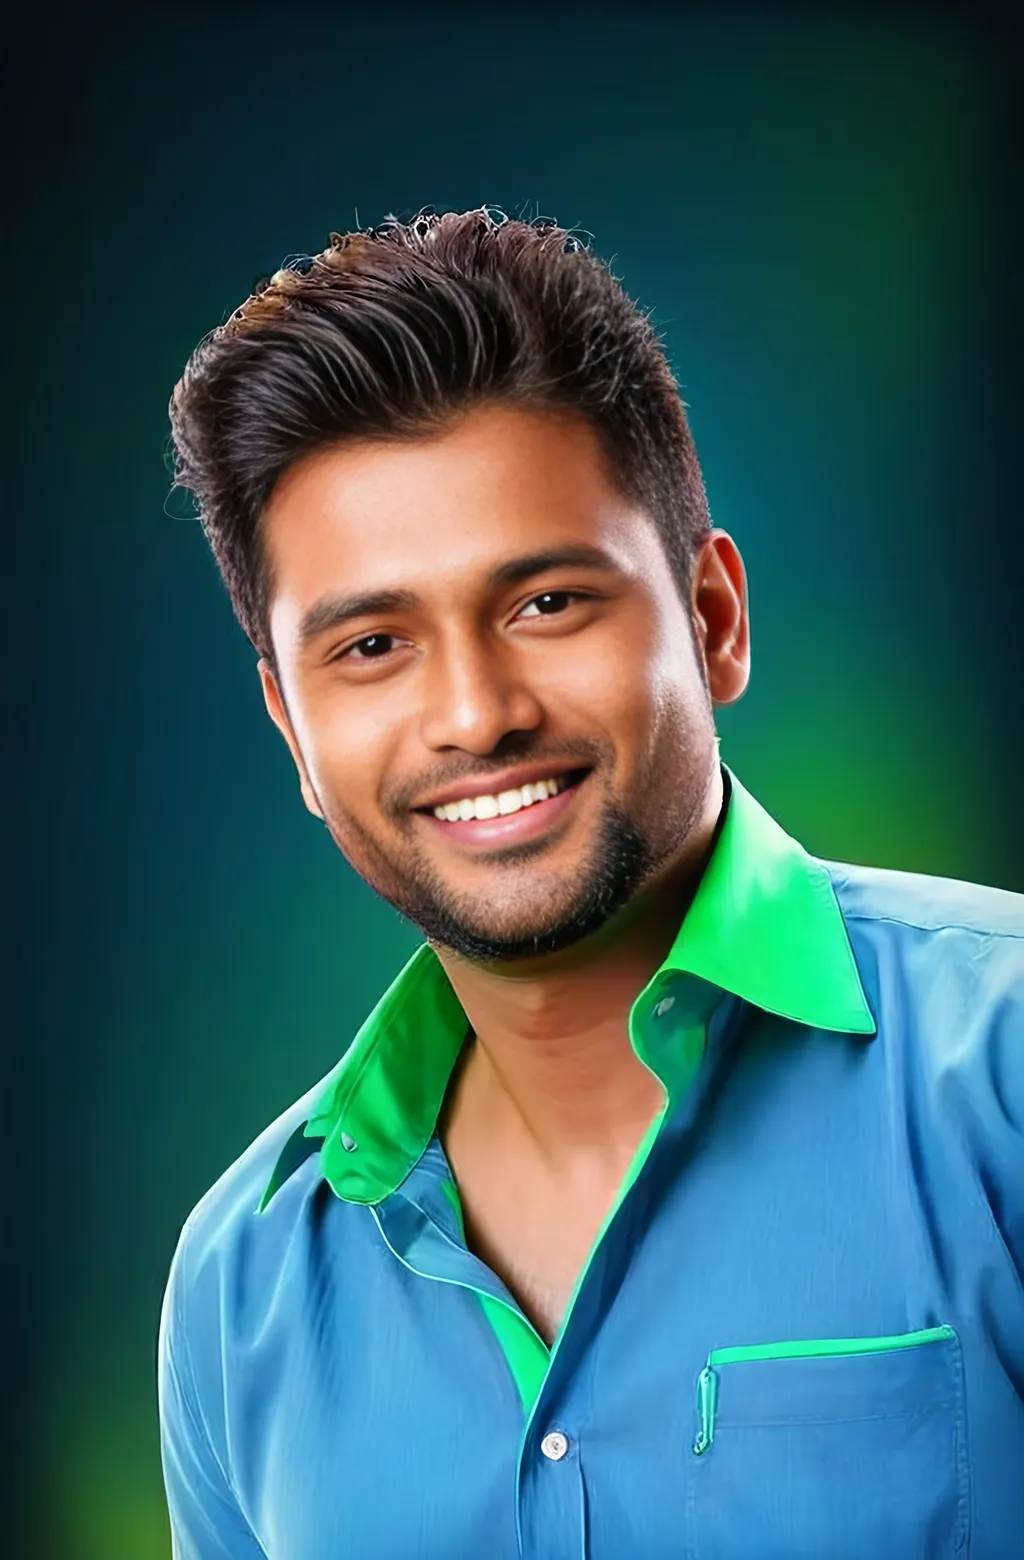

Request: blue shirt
left=158, top=766, right=1024, bottom=1557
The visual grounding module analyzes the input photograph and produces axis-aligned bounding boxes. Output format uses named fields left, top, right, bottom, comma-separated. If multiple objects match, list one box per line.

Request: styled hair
left=169, top=206, right=712, bottom=661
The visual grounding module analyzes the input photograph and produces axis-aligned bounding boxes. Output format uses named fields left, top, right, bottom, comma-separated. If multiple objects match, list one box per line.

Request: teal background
left=9, top=3, right=1019, bottom=1555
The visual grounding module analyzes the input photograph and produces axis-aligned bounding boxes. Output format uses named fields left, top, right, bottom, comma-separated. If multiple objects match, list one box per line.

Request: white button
left=654, top=996, right=675, bottom=1017
left=340, top=1132, right=358, bottom=1153
left=540, top=1431, right=569, bottom=1461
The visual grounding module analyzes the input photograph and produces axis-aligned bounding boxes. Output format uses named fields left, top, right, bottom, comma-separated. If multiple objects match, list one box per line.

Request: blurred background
left=7, top=0, right=1020, bottom=1554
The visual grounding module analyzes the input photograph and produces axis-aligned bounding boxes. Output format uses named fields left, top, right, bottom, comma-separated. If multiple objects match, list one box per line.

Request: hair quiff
left=168, top=205, right=712, bottom=660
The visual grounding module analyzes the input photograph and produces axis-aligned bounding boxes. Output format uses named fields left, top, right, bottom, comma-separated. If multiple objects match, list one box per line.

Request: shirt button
left=540, top=1431, right=570, bottom=1461
left=654, top=995, right=675, bottom=1017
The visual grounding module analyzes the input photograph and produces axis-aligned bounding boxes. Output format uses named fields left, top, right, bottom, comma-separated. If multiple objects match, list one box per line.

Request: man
left=160, top=207, right=1022, bottom=1559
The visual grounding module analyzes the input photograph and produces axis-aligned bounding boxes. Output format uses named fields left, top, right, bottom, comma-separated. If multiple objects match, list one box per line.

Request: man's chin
left=411, top=896, right=623, bottom=966
left=347, top=804, right=656, bottom=964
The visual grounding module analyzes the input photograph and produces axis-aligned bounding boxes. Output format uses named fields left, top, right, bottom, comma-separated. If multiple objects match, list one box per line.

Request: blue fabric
left=159, top=861, right=1024, bottom=1558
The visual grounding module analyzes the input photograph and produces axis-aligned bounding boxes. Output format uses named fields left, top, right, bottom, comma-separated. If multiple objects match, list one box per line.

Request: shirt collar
left=259, top=763, right=875, bottom=1212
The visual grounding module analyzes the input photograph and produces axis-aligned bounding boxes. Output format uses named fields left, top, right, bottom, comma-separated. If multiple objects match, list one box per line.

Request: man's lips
left=411, top=761, right=589, bottom=813
left=414, top=769, right=590, bottom=849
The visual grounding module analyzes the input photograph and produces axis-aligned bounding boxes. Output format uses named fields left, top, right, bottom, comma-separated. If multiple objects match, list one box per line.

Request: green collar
left=259, top=764, right=875, bottom=1212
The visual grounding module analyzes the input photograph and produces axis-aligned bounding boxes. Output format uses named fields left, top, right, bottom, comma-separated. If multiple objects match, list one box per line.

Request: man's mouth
left=413, top=767, right=591, bottom=848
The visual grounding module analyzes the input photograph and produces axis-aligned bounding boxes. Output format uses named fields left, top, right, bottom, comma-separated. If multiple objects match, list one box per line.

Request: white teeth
left=431, top=772, right=575, bottom=822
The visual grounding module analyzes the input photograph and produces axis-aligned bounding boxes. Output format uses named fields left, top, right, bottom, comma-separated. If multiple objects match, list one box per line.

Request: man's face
left=260, top=403, right=743, bottom=963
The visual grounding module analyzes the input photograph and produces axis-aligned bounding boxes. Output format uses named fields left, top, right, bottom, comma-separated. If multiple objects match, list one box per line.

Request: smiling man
left=160, top=208, right=1023, bottom=1559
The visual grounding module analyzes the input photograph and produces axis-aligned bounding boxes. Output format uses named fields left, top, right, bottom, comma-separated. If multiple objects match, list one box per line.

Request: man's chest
left=439, top=1112, right=641, bottom=1345
left=454, top=1169, right=611, bottom=1346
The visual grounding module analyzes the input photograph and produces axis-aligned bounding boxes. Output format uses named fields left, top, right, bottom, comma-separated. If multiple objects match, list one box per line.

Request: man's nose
left=417, top=635, right=544, bottom=755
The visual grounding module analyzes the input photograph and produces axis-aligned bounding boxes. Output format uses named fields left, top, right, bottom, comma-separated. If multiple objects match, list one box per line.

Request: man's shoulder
left=822, top=856, right=1023, bottom=1103
left=822, top=858, right=1023, bottom=1276
left=167, top=1061, right=341, bottom=1297
left=158, top=1061, right=353, bottom=1481
left=824, top=855, right=1022, bottom=1064
left=823, top=856, right=1024, bottom=942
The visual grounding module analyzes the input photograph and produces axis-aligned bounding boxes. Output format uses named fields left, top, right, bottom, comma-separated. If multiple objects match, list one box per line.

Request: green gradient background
left=10, top=4, right=1020, bottom=1556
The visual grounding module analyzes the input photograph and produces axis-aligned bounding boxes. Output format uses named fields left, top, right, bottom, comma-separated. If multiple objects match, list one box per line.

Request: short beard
left=322, top=780, right=688, bottom=965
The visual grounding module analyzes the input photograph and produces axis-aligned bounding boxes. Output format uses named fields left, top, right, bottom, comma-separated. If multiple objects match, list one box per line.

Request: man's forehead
left=263, top=404, right=620, bottom=533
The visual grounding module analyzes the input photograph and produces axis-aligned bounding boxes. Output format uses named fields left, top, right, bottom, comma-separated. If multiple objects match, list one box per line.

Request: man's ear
left=689, top=530, right=750, bottom=708
left=258, top=659, right=325, bottom=820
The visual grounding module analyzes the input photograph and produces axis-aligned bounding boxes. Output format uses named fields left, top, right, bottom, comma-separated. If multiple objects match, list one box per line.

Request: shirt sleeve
left=958, top=932, right=1024, bottom=1402
left=981, top=940, right=1024, bottom=1278
left=157, top=1227, right=268, bottom=1560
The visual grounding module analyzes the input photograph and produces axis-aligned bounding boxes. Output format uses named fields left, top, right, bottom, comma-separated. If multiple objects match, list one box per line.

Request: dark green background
left=9, top=3, right=1020, bottom=1554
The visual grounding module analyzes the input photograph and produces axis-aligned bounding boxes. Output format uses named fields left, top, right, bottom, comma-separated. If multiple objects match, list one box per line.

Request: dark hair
left=169, top=206, right=712, bottom=662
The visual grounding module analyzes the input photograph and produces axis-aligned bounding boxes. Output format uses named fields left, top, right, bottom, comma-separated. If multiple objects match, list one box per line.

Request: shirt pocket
left=684, top=1325, right=970, bottom=1560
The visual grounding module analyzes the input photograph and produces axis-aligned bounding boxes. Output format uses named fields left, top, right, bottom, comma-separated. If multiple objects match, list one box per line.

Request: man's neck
left=434, top=765, right=725, bottom=1174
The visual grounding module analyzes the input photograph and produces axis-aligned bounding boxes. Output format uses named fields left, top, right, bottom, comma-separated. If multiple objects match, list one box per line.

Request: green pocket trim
left=708, top=1324, right=954, bottom=1368
left=693, top=1324, right=955, bottom=1455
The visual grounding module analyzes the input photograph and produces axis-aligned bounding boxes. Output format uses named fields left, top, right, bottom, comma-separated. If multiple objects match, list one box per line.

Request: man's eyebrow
left=296, top=544, right=621, bottom=650
left=298, top=587, right=420, bottom=649
left=488, top=542, right=620, bottom=590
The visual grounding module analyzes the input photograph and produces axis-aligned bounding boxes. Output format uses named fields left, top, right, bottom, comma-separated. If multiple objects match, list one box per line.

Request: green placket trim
left=506, top=990, right=713, bottom=1419
left=439, top=987, right=712, bottom=1417
left=438, top=1177, right=550, bottom=1412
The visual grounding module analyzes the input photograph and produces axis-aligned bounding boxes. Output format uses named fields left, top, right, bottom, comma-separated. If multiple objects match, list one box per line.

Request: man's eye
left=342, top=633, right=397, bottom=661
left=517, top=591, right=582, bottom=618
left=336, top=593, right=586, bottom=662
